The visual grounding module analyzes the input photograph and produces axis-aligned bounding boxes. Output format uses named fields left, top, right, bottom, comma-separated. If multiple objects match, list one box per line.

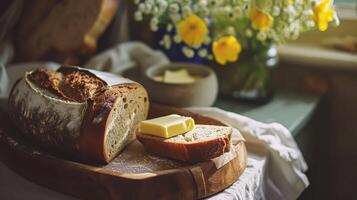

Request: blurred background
left=0, top=0, right=357, bottom=199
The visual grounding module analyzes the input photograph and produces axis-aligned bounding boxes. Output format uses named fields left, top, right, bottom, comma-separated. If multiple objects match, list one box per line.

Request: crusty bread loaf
left=137, top=125, right=232, bottom=163
left=15, top=0, right=119, bottom=64
left=8, top=66, right=149, bottom=164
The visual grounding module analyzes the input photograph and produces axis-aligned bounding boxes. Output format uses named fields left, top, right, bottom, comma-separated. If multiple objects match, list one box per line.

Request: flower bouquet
left=133, top=0, right=339, bottom=102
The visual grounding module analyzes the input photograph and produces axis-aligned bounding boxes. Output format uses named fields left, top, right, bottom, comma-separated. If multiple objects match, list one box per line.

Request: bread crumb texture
left=168, top=125, right=231, bottom=143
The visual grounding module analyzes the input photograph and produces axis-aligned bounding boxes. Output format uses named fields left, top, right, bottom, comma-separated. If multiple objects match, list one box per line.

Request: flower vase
left=154, top=28, right=209, bottom=65
left=212, top=46, right=278, bottom=104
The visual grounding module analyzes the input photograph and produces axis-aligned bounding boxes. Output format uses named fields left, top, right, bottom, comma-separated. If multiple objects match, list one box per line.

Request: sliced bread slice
left=136, top=125, right=232, bottom=163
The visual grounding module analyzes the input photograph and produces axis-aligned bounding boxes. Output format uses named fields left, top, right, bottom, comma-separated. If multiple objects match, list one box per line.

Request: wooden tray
left=0, top=104, right=247, bottom=200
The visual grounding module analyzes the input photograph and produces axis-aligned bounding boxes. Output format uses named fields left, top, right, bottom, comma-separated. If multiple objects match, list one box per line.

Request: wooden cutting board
left=0, top=104, right=247, bottom=200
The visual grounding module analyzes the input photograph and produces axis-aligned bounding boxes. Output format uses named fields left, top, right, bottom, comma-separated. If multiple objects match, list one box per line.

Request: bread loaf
left=15, top=0, right=119, bottom=64
left=8, top=66, right=149, bottom=164
left=137, top=125, right=232, bottom=163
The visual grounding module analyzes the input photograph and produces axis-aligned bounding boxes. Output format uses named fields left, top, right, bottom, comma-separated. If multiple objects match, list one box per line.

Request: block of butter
left=153, top=69, right=198, bottom=84
left=139, top=114, right=195, bottom=138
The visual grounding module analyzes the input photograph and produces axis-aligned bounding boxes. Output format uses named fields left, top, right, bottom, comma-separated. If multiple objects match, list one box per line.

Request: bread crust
left=136, top=129, right=231, bottom=163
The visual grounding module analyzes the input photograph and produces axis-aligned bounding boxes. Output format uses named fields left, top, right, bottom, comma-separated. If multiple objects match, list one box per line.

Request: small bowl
left=143, top=62, right=218, bottom=107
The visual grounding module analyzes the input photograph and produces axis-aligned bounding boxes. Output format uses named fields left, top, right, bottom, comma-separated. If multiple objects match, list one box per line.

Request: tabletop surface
left=215, top=91, right=320, bottom=137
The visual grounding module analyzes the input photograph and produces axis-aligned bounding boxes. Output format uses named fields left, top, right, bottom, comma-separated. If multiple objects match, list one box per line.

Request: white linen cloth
left=188, top=108, right=309, bottom=200
left=85, top=41, right=169, bottom=74
left=0, top=42, right=309, bottom=199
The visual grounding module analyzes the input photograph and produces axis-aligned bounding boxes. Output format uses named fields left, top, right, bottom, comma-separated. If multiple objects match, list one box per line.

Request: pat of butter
left=139, top=114, right=195, bottom=138
left=164, top=69, right=196, bottom=84
left=154, top=69, right=198, bottom=84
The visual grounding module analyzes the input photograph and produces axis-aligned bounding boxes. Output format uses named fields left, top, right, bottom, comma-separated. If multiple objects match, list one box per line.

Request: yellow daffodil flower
left=311, top=0, right=334, bottom=31
left=178, top=15, right=208, bottom=47
left=212, top=36, right=241, bottom=65
left=250, top=6, right=273, bottom=31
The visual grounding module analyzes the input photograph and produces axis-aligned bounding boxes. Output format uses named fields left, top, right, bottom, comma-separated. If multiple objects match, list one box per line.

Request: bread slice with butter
left=137, top=125, right=232, bottom=163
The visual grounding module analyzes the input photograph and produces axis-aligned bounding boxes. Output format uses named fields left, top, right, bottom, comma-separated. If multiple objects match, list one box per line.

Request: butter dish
left=143, top=62, right=218, bottom=107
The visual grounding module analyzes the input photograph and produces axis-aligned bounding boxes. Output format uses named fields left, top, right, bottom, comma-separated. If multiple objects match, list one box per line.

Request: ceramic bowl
left=143, top=62, right=218, bottom=107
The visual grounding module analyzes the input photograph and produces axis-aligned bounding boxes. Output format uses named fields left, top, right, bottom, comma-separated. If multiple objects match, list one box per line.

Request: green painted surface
left=335, top=0, right=356, bottom=6
left=214, top=92, right=320, bottom=137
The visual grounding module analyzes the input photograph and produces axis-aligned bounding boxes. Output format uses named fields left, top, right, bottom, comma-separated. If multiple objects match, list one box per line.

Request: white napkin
left=85, top=41, right=169, bottom=74
left=187, top=107, right=309, bottom=200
